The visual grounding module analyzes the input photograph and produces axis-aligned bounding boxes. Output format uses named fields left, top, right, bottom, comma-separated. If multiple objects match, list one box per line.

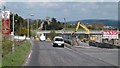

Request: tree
left=37, top=19, right=42, bottom=28
left=51, top=18, right=57, bottom=23
left=91, top=22, right=104, bottom=30
left=42, top=21, right=48, bottom=30
left=18, top=27, right=27, bottom=36
left=47, top=30, right=58, bottom=40
left=42, top=17, right=63, bottom=30
left=10, top=13, right=27, bottom=35
left=58, top=21, right=61, bottom=24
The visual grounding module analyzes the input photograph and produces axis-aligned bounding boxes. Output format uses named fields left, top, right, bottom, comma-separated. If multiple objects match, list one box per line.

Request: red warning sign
left=2, top=11, right=10, bottom=36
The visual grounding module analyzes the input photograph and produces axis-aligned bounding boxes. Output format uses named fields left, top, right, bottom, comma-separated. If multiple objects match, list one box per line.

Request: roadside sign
left=2, top=11, right=10, bottom=36
left=103, top=30, right=118, bottom=35
left=103, top=30, right=118, bottom=39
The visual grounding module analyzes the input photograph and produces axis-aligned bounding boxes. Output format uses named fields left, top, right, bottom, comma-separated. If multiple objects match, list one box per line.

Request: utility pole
left=27, top=14, right=34, bottom=38
left=36, top=19, right=38, bottom=29
left=63, top=18, right=66, bottom=39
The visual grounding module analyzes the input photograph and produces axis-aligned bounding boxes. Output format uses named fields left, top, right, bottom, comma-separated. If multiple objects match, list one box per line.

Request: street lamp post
left=27, top=14, right=34, bottom=38
left=27, top=17, right=29, bottom=38
left=36, top=19, right=38, bottom=30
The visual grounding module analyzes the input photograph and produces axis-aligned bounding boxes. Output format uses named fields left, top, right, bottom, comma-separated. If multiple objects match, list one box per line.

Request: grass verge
left=0, top=18, right=2, bottom=68
left=2, top=40, right=31, bottom=67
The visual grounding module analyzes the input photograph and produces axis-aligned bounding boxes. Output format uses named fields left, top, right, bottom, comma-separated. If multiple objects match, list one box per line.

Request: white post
left=12, top=13, right=14, bottom=54
left=45, top=25, right=46, bottom=39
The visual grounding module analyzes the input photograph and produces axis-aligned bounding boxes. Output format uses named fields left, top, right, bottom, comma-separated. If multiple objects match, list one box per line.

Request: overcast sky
left=0, top=0, right=119, bottom=21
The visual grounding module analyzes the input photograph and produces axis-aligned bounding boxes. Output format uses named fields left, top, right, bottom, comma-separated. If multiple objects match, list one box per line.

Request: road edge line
left=22, top=39, right=33, bottom=66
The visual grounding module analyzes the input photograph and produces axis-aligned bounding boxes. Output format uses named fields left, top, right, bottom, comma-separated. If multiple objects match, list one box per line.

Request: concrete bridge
left=36, top=30, right=119, bottom=43
left=36, top=30, right=103, bottom=35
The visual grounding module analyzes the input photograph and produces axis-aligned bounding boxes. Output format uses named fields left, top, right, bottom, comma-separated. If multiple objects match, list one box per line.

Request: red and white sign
left=103, top=30, right=118, bottom=35
left=103, top=30, right=118, bottom=39
left=2, top=11, right=10, bottom=36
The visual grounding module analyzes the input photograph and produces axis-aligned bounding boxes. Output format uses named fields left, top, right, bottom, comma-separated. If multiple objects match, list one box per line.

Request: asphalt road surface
left=24, top=40, right=115, bottom=66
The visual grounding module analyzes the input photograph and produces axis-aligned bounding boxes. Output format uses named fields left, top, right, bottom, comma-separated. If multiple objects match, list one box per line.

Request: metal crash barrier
left=89, top=41, right=120, bottom=49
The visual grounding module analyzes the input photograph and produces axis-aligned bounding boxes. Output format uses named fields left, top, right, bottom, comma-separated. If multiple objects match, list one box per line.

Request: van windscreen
left=55, top=38, right=63, bottom=41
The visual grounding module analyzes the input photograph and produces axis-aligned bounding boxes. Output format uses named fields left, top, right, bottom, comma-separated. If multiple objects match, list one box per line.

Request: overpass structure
left=36, top=30, right=103, bottom=35
left=37, top=30, right=119, bottom=44
left=36, top=30, right=103, bottom=42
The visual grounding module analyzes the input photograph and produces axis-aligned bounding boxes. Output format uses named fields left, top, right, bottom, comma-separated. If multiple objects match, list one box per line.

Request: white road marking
left=28, top=50, right=32, bottom=58
left=25, top=50, right=32, bottom=66
left=64, top=46, right=81, bottom=54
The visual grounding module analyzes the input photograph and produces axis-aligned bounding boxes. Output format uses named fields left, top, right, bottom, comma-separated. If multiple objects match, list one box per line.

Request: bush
left=30, top=30, right=36, bottom=37
left=18, top=27, right=27, bottom=36
left=2, top=37, right=12, bottom=57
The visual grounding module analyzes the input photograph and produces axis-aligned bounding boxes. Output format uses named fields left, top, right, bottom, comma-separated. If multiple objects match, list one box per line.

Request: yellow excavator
left=71, top=21, right=96, bottom=41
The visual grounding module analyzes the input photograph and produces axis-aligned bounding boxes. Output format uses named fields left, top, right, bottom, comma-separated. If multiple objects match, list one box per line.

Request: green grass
left=0, top=21, right=2, bottom=68
left=2, top=41, right=31, bottom=67
left=2, top=39, right=12, bottom=57
left=0, top=57, right=1, bottom=68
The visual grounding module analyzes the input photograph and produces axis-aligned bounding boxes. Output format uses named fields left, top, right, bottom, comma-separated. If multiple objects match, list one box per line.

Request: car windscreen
left=55, top=38, right=63, bottom=41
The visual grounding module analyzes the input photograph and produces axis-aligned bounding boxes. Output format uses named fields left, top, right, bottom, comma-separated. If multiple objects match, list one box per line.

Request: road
left=72, top=47, right=118, bottom=66
left=24, top=39, right=118, bottom=66
left=66, top=41, right=118, bottom=66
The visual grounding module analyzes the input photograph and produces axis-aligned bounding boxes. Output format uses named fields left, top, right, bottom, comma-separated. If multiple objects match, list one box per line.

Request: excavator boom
left=75, top=22, right=90, bottom=34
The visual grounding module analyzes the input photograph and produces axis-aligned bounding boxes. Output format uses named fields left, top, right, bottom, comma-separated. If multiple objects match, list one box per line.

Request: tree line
left=10, top=13, right=114, bottom=36
left=10, top=14, right=65, bottom=36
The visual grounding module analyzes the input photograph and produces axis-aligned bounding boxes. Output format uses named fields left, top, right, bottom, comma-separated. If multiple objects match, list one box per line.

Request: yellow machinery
left=71, top=21, right=96, bottom=41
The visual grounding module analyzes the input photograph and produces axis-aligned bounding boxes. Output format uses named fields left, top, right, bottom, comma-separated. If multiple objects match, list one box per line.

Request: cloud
left=63, top=9, right=68, bottom=12
left=39, top=2, right=59, bottom=8
left=0, top=0, right=6, bottom=6
left=0, top=0, right=6, bottom=11
left=23, top=2, right=60, bottom=9
left=5, top=2, right=118, bottom=21
left=2, top=0, right=120, bottom=2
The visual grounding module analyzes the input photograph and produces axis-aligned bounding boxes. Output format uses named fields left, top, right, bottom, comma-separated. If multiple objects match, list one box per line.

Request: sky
left=0, top=0, right=119, bottom=22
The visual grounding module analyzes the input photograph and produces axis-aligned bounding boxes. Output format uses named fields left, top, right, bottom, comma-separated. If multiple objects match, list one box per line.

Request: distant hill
left=67, top=19, right=118, bottom=27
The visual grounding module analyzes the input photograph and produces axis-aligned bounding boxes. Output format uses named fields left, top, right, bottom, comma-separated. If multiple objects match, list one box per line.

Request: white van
left=39, top=33, right=46, bottom=41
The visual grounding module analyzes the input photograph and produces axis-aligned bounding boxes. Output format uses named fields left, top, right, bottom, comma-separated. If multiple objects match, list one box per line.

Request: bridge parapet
left=37, top=30, right=103, bottom=35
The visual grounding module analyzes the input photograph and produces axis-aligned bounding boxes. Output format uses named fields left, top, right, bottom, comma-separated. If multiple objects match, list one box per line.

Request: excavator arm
left=71, top=21, right=90, bottom=35
left=78, top=22, right=90, bottom=34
